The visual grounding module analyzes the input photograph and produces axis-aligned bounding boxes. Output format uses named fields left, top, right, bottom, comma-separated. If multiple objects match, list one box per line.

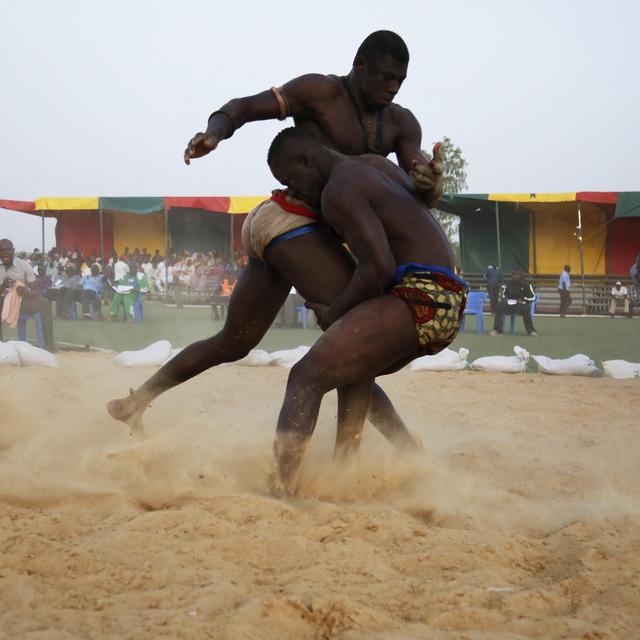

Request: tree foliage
left=422, top=136, right=468, bottom=267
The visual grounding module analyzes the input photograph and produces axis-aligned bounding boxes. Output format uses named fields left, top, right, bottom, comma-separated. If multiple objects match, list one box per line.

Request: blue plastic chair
left=293, top=304, right=308, bottom=329
left=17, top=312, right=45, bottom=348
left=502, top=295, right=538, bottom=333
left=460, top=291, right=486, bottom=334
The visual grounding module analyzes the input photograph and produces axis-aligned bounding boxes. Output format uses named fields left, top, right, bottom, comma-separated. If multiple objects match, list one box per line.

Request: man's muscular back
left=322, top=160, right=454, bottom=271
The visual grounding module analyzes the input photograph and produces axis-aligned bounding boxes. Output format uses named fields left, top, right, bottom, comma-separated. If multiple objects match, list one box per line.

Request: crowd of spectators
left=16, top=245, right=248, bottom=320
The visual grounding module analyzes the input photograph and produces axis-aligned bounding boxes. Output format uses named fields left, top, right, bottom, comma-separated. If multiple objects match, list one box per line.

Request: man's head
left=564, top=264, right=571, bottom=273
left=267, top=128, right=332, bottom=207
left=91, top=264, right=101, bottom=276
left=0, top=239, right=14, bottom=265
left=512, top=268, right=523, bottom=281
left=353, top=30, right=409, bottom=109
left=615, top=281, right=622, bottom=289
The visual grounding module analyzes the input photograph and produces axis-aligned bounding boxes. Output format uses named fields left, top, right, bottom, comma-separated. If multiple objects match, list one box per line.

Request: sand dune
left=1, top=352, right=639, bottom=639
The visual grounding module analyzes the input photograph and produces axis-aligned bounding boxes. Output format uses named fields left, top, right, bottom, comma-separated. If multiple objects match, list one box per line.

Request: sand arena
left=1, top=352, right=639, bottom=639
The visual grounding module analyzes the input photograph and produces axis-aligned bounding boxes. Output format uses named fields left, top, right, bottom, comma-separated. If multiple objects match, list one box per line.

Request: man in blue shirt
left=80, top=264, right=104, bottom=319
left=558, top=264, right=571, bottom=318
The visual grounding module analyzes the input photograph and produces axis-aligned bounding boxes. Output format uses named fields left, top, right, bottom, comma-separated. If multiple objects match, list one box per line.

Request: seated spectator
left=135, top=262, right=150, bottom=298
left=609, top=281, right=631, bottom=318
left=109, top=263, right=137, bottom=321
left=151, top=258, right=167, bottom=295
left=80, top=264, right=105, bottom=319
left=62, top=265, right=83, bottom=318
left=490, top=269, right=538, bottom=336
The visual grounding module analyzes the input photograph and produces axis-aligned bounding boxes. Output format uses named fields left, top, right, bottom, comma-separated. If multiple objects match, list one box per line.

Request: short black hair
left=267, top=127, right=314, bottom=166
left=355, top=30, right=409, bottom=66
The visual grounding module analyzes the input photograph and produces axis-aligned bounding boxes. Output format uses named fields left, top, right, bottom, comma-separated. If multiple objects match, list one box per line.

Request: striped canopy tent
left=437, top=191, right=640, bottom=277
left=0, top=196, right=266, bottom=258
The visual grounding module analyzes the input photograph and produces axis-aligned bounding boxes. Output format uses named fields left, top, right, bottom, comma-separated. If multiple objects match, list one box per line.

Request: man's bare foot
left=269, top=432, right=309, bottom=498
left=107, top=388, right=149, bottom=435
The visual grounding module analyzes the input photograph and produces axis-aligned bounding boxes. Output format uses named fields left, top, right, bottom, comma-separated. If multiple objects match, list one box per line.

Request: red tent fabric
left=55, top=211, right=114, bottom=258
left=0, top=199, right=36, bottom=213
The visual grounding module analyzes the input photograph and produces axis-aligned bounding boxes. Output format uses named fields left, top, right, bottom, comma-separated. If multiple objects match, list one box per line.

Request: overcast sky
left=1, top=0, right=638, bottom=250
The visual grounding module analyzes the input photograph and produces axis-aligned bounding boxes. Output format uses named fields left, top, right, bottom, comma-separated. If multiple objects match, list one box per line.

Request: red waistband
left=270, top=190, right=320, bottom=221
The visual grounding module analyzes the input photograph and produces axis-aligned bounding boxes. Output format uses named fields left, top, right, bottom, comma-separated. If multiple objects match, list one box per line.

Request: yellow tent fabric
left=529, top=203, right=606, bottom=275
left=112, top=212, right=165, bottom=255
left=35, top=197, right=99, bottom=211
left=228, top=196, right=267, bottom=214
left=489, top=193, right=576, bottom=203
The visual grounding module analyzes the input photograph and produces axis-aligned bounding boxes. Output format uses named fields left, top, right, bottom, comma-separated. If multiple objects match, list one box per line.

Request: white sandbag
left=0, top=341, right=21, bottom=366
left=270, top=346, right=311, bottom=368
left=234, top=349, right=272, bottom=366
left=409, top=347, right=470, bottom=371
left=9, top=340, right=59, bottom=368
left=471, top=346, right=529, bottom=373
left=602, top=360, right=640, bottom=380
left=115, top=340, right=172, bottom=367
left=532, top=354, right=599, bottom=376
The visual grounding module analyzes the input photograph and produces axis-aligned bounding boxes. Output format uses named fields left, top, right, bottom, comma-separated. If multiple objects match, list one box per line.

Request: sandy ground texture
left=1, top=352, right=639, bottom=640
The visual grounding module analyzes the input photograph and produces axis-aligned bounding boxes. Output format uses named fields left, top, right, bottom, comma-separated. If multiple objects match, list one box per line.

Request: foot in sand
left=107, top=388, right=149, bottom=436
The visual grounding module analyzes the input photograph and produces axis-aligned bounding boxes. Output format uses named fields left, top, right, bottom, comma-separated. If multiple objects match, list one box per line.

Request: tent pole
left=99, top=207, right=104, bottom=260
left=229, top=213, right=234, bottom=256
left=495, top=201, right=502, bottom=266
left=577, top=203, right=586, bottom=314
left=164, top=208, right=169, bottom=259
left=41, top=209, right=45, bottom=255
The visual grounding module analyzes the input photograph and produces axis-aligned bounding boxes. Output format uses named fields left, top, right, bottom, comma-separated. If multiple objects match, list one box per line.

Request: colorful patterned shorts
left=389, top=269, right=468, bottom=355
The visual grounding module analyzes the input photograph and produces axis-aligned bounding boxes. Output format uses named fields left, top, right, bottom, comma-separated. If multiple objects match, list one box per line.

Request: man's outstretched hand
left=409, top=142, right=444, bottom=206
left=184, top=132, right=219, bottom=165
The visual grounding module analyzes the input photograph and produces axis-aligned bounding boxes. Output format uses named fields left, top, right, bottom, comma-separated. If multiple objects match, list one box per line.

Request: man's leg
left=334, top=379, right=374, bottom=462
left=609, top=298, right=616, bottom=317
left=107, top=260, right=292, bottom=433
left=492, top=302, right=506, bottom=334
left=272, top=295, right=419, bottom=494
left=267, top=231, right=418, bottom=452
left=37, top=296, right=55, bottom=350
left=518, top=303, right=536, bottom=334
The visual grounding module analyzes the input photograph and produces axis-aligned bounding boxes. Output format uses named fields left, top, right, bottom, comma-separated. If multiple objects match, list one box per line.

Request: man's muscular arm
left=184, top=74, right=337, bottom=164
left=308, top=172, right=396, bottom=329
left=392, top=107, right=443, bottom=208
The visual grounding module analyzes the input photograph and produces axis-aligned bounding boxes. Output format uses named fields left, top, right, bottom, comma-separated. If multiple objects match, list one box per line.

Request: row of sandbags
left=113, top=340, right=310, bottom=369
left=410, top=346, right=640, bottom=379
left=113, top=340, right=640, bottom=379
left=0, top=341, right=59, bottom=368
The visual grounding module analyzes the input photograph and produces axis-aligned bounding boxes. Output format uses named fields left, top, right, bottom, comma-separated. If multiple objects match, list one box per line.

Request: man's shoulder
left=284, top=73, right=342, bottom=100
left=387, top=102, right=419, bottom=128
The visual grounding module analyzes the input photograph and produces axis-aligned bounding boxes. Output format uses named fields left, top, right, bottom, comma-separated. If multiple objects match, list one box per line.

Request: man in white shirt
left=0, top=238, right=55, bottom=349
left=609, top=281, right=631, bottom=318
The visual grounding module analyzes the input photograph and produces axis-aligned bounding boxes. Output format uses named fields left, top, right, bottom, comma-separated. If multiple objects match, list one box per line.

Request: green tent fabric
left=458, top=204, right=530, bottom=274
left=615, top=192, right=640, bottom=218
left=167, top=208, right=231, bottom=254
left=99, top=197, right=164, bottom=214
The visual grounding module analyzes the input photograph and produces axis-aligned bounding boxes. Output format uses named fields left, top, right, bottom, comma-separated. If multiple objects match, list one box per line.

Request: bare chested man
left=265, top=128, right=468, bottom=495
left=108, top=31, right=441, bottom=452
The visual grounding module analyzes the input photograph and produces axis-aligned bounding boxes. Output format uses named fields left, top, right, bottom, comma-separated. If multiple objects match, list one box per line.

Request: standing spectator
left=558, top=264, right=572, bottom=318
left=609, top=281, right=631, bottom=318
left=0, top=238, right=56, bottom=350
left=490, top=269, right=538, bottom=336
left=483, top=260, right=502, bottom=313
